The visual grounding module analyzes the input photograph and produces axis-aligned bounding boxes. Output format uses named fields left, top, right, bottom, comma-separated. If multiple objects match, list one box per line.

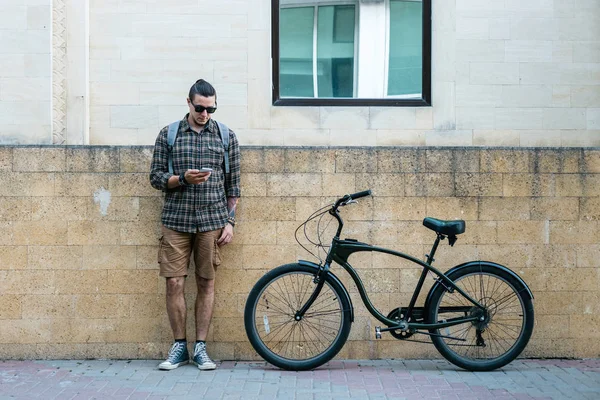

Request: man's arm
left=218, top=129, right=241, bottom=246
left=227, top=197, right=238, bottom=222
left=149, top=126, right=173, bottom=191
left=224, top=130, right=241, bottom=198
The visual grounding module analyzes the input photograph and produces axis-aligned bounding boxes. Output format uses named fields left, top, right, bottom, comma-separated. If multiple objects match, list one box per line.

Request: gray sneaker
left=193, top=342, right=216, bottom=370
left=158, top=342, right=189, bottom=370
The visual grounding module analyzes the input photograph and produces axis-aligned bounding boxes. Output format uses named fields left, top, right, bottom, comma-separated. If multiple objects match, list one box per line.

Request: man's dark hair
left=189, top=79, right=217, bottom=101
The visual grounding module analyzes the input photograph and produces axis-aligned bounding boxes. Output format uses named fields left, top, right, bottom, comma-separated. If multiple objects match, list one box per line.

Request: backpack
left=166, top=120, right=230, bottom=174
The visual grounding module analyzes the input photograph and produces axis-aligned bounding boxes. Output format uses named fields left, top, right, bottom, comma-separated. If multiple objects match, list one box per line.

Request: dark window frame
left=271, top=0, right=432, bottom=107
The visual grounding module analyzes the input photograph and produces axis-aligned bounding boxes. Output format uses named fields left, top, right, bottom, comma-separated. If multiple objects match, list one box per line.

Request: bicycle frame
left=297, top=205, right=487, bottom=333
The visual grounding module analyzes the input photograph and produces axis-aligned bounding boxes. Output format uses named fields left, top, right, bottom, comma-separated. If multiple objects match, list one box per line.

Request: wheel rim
left=433, top=272, right=527, bottom=363
left=252, top=271, right=344, bottom=363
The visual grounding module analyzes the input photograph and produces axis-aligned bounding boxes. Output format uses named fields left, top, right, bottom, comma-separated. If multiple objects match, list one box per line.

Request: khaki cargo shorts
left=158, top=225, right=223, bottom=279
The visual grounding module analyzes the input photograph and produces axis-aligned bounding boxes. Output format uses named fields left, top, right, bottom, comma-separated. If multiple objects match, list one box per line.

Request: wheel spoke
left=430, top=269, right=531, bottom=369
left=249, top=269, right=348, bottom=366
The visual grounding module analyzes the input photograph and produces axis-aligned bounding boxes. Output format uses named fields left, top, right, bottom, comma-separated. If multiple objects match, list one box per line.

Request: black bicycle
left=244, top=190, right=534, bottom=371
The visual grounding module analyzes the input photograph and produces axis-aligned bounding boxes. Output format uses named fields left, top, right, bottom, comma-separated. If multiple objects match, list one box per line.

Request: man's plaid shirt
left=150, top=115, right=241, bottom=233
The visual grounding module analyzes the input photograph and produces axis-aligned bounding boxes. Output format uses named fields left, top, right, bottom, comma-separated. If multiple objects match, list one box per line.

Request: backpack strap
left=215, top=121, right=230, bottom=174
left=166, top=122, right=179, bottom=174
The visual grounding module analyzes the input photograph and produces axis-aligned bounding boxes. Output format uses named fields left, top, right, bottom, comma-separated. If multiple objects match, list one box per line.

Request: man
left=149, top=79, right=240, bottom=371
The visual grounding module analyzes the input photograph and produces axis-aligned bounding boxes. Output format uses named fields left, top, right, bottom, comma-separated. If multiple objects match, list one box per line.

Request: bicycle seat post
left=425, top=233, right=444, bottom=265
left=404, top=233, right=445, bottom=321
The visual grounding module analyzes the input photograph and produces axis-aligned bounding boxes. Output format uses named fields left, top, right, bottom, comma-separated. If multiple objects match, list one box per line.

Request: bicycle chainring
left=386, top=307, right=424, bottom=340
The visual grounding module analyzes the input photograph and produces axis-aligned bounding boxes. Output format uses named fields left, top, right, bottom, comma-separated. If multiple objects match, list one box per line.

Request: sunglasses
left=190, top=102, right=217, bottom=114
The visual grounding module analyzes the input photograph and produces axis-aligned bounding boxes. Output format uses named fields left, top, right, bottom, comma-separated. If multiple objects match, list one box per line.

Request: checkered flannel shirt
left=150, top=115, right=241, bottom=233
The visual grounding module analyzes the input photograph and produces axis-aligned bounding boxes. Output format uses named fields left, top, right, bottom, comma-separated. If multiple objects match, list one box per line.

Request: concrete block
left=376, top=130, right=426, bottom=146
left=456, top=85, right=503, bottom=107
left=496, top=221, right=547, bottom=244
left=405, top=173, right=454, bottom=197
left=503, top=173, right=555, bottom=197
left=370, top=107, right=417, bottom=130
left=519, top=131, right=562, bottom=147
left=335, top=149, right=378, bottom=173
left=0, top=77, right=50, bottom=102
left=496, top=108, right=544, bottom=129
left=553, top=41, right=574, bottom=63
left=331, top=130, right=377, bottom=146
left=561, top=130, right=600, bottom=147
left=510, top=18, right=557, bottom=40
left=455, top=173, right=503, bottom=196
left=425, top=130, right=473, bottom=146
left=574, top=41, right=600, bottom=63
left=456, top=107, right=495, bottom=129
left=322, top=174, right=358, bottom=197
left=27, top=246, right=83, bottom=270
left=550, top=221, right=599, bottom=244
left=572, top=86, right=600, bottom=107
left=505, top=40, right=552, bottom=62
left=376, top=148, right=425, bottom=173
left=426, top=196, right=478, bottom=220
left=282, top=129, right=330, bottom=146
left=470, top=62, right=519, bottom=84
left=67, top=221, right=120, bottom=245
left=489, top=17, right=510, bottom=40
left=0, top=246, right=27, bottom=269
left=320, top=107, right=369, bottom=130
left=588, top=108, right=600, bottom=130
left=501, top=85, right=552, bottom=108
left=456, top=39, right=505, bottom=62
left=479, top=197, right=530, bottom=220
left=543, top=108, right=587, bottom=129
left=456, top=17, right=488, bottom=39
left=266, top=173, right=322, bottom=197
left=110, top=106, right=159, bottom=129
left=473, top=130, right=520, bottom=146
left=26, top=5, right=50, bottom=30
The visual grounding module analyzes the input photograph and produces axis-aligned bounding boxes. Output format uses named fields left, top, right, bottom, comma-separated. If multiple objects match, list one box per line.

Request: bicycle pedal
left=375, top=326, right=381, bottom=339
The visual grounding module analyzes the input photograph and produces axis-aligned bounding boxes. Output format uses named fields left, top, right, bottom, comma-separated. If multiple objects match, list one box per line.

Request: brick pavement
left=1, top=359, right=599, bottom=400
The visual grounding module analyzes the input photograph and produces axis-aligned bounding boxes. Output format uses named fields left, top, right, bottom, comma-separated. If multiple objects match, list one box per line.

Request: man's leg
left=191, top=229, right=221, bottom=370
left=158, top=226, right=192, bottom=370
left=194, top=277, right=215, bottom=341
left=166, top=277, right=187, bottom=339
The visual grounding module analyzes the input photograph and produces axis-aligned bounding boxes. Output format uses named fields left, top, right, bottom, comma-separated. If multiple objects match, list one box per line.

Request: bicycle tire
left=244, top=263, right=352, bottom=371
left=426, top=264, right=534, bottom=371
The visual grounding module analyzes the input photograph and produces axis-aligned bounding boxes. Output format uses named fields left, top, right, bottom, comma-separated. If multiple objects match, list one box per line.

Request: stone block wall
left=0, top=146, right=599, bottom=360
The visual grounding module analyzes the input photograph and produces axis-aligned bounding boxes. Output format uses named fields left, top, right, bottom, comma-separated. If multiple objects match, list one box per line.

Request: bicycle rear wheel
left=244, top=263, right=352, bottom=371
left=427, top=264, right=534, bottom=371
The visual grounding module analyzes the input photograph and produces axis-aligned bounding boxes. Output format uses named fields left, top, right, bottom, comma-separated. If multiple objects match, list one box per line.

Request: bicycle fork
left=294, top=263, right=330, bottom=321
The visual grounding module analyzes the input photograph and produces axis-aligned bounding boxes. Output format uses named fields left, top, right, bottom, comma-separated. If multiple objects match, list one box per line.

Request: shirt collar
left=182, top=114, right=217, bottom=134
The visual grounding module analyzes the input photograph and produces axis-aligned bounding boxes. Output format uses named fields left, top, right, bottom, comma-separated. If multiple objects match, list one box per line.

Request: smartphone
left=199, top=167, right=213, bottom=173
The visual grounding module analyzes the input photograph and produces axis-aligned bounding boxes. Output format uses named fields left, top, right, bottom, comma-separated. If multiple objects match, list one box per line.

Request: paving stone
left=1, top=359, right=600, bottom=399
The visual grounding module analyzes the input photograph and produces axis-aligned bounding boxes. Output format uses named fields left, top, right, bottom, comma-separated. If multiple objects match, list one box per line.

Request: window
left=272, top=0, right=431, bottom=106
left=279, top=4, right=356, bottom=98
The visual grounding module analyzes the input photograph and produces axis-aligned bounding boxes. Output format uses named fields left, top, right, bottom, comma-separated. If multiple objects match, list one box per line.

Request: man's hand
left=184, top=169, right=211, bottom=184
left=217, top=223, right=234, bottom=246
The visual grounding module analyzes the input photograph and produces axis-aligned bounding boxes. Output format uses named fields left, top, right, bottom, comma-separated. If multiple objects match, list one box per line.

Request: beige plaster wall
left=1, top=1, right=598, bottom=146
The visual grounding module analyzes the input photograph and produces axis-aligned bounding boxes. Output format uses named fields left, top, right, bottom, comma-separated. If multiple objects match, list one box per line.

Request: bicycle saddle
left=422, top=217, right=465, bottom=236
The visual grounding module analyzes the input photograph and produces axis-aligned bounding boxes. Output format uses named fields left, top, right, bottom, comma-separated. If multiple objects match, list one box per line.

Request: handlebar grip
left=349, top=189, right=372, bottom=200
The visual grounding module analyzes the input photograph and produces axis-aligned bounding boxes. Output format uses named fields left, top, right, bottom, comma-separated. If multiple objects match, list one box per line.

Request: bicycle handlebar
left=349, top=189, right=372, bottom=200
left=334, top=189, right=372, bottom=208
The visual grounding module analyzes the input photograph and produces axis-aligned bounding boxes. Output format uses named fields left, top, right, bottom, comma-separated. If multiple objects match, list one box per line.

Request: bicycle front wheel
left=427, top=264, right=534, bottom=371
left=244, top=263, right=352, bottom=371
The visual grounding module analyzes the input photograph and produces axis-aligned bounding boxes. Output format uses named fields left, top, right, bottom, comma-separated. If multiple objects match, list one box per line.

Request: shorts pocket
left=213, top=239, right=222, bottom=267
left=157, top=235, right=164, bottom=264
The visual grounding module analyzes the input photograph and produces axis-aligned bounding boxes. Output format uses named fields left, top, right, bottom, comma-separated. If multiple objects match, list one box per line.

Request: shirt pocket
left=206, top=144, right=224, bottom=169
